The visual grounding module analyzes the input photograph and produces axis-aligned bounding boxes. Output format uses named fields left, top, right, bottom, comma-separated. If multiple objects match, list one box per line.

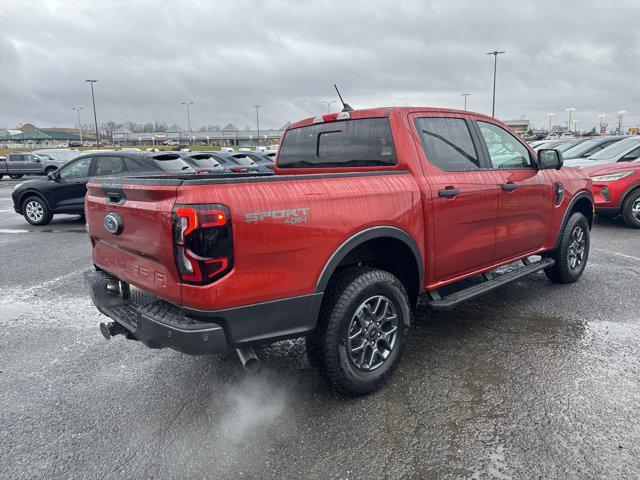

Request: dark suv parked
left=12, top=151, right=193, bottom=225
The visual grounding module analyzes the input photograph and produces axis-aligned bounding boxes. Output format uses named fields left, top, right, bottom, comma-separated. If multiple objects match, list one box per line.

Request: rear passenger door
left=411, top=114, right=500, bottom=281
left=475, top=120, right=552, bottom=262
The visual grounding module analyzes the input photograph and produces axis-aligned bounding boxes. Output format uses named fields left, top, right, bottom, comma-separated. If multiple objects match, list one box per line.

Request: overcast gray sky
left=2, top=0, right=639, bottom=131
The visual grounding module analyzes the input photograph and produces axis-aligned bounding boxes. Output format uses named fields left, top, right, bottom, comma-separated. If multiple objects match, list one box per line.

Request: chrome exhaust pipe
left=236, top=346, right=260, bottom=373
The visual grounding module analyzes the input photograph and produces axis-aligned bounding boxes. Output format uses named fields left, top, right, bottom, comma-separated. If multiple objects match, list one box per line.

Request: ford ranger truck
left=84, top=107, right=593, bottom=395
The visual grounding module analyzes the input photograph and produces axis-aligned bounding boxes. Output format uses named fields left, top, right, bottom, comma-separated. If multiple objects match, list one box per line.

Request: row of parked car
left=530, top=136, right=640, bottom=229
left=8, top=149, right=277, bottom=226
left=528, top=135, right=640, bottom=166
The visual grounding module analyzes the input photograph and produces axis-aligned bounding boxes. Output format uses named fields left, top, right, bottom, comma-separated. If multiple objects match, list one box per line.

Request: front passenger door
left=476, top=121, right=553, bottom=262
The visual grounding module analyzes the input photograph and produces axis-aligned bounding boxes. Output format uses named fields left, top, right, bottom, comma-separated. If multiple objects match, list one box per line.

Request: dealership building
left=113, top=123, right=289, bottom=147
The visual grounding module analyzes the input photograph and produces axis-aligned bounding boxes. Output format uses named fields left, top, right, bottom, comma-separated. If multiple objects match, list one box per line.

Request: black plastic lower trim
left=84, top=268, right=323, bottom=355
left=595, top=207, right=620, bottom=216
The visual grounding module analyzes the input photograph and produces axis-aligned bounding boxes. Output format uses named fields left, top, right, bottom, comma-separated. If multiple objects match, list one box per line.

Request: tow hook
left=236, top=346, right=260, bottom=373
left=99, top=321, right=127, bottom=340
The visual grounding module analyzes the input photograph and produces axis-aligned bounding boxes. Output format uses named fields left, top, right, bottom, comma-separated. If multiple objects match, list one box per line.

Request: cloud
left=1, top=0, right=639, bottom=131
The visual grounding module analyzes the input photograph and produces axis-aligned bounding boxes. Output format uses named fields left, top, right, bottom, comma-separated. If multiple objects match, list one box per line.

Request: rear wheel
left=44, top=167, right=58, bottom=176
left=9, top=174, right=23, bottom=179
left=22, top=196, right=53, bottom=226
left=544, top=212, right=590, bottom=283
left=621, top=189, right=640, bottom=229
left=311, top=267, right=410, bottom=396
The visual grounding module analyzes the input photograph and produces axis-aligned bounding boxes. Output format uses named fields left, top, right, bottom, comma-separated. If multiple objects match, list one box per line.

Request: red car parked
left=586, top=162, right=640, bottom=228
left=84, top=107, right=593, bottom=395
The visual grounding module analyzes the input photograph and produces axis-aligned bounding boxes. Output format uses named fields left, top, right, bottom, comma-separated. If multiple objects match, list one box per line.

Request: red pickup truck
left=84, top=107, right=593, bottom=395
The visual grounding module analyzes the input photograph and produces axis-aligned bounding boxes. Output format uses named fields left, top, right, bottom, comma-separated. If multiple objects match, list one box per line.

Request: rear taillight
left=172, top=204, right=233, bottom=285
left=266, top=163, right=275, bottom=169
left=195, top=169, right=211, bottom=175
left=231, top=167, right=249, bottom=173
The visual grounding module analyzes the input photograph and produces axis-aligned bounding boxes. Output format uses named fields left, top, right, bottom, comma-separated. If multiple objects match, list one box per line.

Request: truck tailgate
left=85, top=181, right=182, bottom=304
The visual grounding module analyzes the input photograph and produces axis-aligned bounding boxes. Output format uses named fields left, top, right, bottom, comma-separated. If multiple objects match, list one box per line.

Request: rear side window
left=124, top=157, right=147, bottom=171
left=415, top=117, right=480, bottom=171
left=278, top=118, right=396, bottom=168
left=94, top=156, right=125, bottom=176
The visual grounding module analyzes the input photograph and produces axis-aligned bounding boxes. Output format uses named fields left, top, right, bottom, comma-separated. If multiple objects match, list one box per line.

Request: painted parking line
left=593, top=247, right=640, bottom=262
left=0, top=229, right=29, bottom=234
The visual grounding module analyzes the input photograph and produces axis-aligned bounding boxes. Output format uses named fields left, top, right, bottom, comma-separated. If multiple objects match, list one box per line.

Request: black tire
left=21, top=195, right=53, bottom=226
left=544, top=212, right=590, bottom=283
left=0, top=174, right=3, bottom=180
left=312, top=267, right=410, bottom=396
left=621, top=189, right=640, bottom=229
left=9, top=174, right=23, bottom=179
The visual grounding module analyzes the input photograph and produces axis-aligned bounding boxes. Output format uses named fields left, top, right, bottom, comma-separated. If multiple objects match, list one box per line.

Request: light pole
left=85, top=79, right=100, bottom=146
left=486, top=51, right=505, bottom=117
left=617, top=110, right=626, bottom=134
left=546, top=112, right=556, bottom=134
left=597, top=114, right=606, bottom=134
left=322, top=100, right=337, bottom=113
left=572, top=120, right=580, bottom=134
left=565, top=107, right=576, bottom=131
left=252, top=105, right=260, bottom=146
left=460, top=93, right=470, bottom=110
left=73, top=106, right=84, bottom=144
left=181, top=101, right=193, bottom=132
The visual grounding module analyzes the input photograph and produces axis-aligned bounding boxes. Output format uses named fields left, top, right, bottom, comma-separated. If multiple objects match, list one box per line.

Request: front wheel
left=311, top=267, right=410, bottom=396
left=544, top=212, right=590, bottom=283
left=621, top=189, right=640, bottom=229
left=9, top=174, right=23, bottom=179
left=22, top=196, right=53, bottom=226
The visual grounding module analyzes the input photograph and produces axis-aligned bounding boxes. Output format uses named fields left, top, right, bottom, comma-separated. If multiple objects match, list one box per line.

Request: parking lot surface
left=1, top=179, right=639, bottom=479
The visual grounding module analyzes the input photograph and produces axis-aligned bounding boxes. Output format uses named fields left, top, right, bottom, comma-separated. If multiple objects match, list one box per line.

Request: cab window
left=415, top=117, right=480, bottom=171
left=59, top=157, right=91, bottom=179
left=478, top=121, right=533, bottom=169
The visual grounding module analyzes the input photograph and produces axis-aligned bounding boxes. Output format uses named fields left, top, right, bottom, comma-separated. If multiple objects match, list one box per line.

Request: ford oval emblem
left=104, top=213, right=123, bottom=235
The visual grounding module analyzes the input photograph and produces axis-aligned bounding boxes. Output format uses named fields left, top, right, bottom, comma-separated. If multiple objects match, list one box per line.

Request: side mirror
left=538, top=149, right=563, bottom=170
left=47, top=171, right=59, bottom=180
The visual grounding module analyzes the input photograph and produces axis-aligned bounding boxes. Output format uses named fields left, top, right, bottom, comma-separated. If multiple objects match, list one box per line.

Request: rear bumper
left=84, top=268, right=322, bottom=355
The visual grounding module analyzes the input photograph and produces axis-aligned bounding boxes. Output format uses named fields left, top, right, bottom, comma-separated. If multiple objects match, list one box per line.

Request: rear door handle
left=438, top=188, right=460, bottom=198
left=502, top=183, right=518, bottom=191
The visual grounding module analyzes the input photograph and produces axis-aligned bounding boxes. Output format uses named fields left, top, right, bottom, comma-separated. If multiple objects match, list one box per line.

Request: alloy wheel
left=25, top=201, right=44, bottom=222
left=632, top=199, right=640, bottom=222
left=347, top=295, right=399, bottom=372
left=567, top=225, right=586, bottom=270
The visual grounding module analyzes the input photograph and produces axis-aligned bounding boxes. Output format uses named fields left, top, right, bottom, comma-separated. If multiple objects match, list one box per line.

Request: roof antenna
left=334, top=83, right=353, bottom=112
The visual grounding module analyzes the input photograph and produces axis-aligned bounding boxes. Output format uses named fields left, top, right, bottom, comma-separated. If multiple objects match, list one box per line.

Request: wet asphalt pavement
left=1, top=178, right=639, bottom=479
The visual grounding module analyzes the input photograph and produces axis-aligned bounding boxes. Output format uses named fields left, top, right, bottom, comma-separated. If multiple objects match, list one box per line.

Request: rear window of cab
left=278, top=118, right=397, bottom=168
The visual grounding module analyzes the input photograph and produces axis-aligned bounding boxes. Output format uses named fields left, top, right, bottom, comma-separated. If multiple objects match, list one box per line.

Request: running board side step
left=426, top=257, right=555, bottom=311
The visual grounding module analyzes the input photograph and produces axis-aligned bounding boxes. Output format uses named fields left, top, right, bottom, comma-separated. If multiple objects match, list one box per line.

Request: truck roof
left=288, top=107, right=497, bottom=130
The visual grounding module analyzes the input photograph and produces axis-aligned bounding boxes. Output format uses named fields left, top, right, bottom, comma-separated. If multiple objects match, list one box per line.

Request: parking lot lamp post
left=486, top=51, right=505, bottom=117
left=460, top=93, right=470, bottom=110
left=181, top=101, right=193, bottom=132
left=546, top=112, right=555, bottom=133
left=617, top=110, right=626, bottom=134
left=597, top=114, right=606, bottom=134
left=207, top=135, right=210, bottom=146
left=138, top=137, right=141, bottom=146
left=565, top=107, right=575, bottom=131
left=253, top=105, right=261, bottom=146
left=73, top=106, right=84, bottom=144
left=573, top=120, right=580, bottom=134
left=322, top=100, right=337, bottom=113
left=85, top=80, right=99, bottom=146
